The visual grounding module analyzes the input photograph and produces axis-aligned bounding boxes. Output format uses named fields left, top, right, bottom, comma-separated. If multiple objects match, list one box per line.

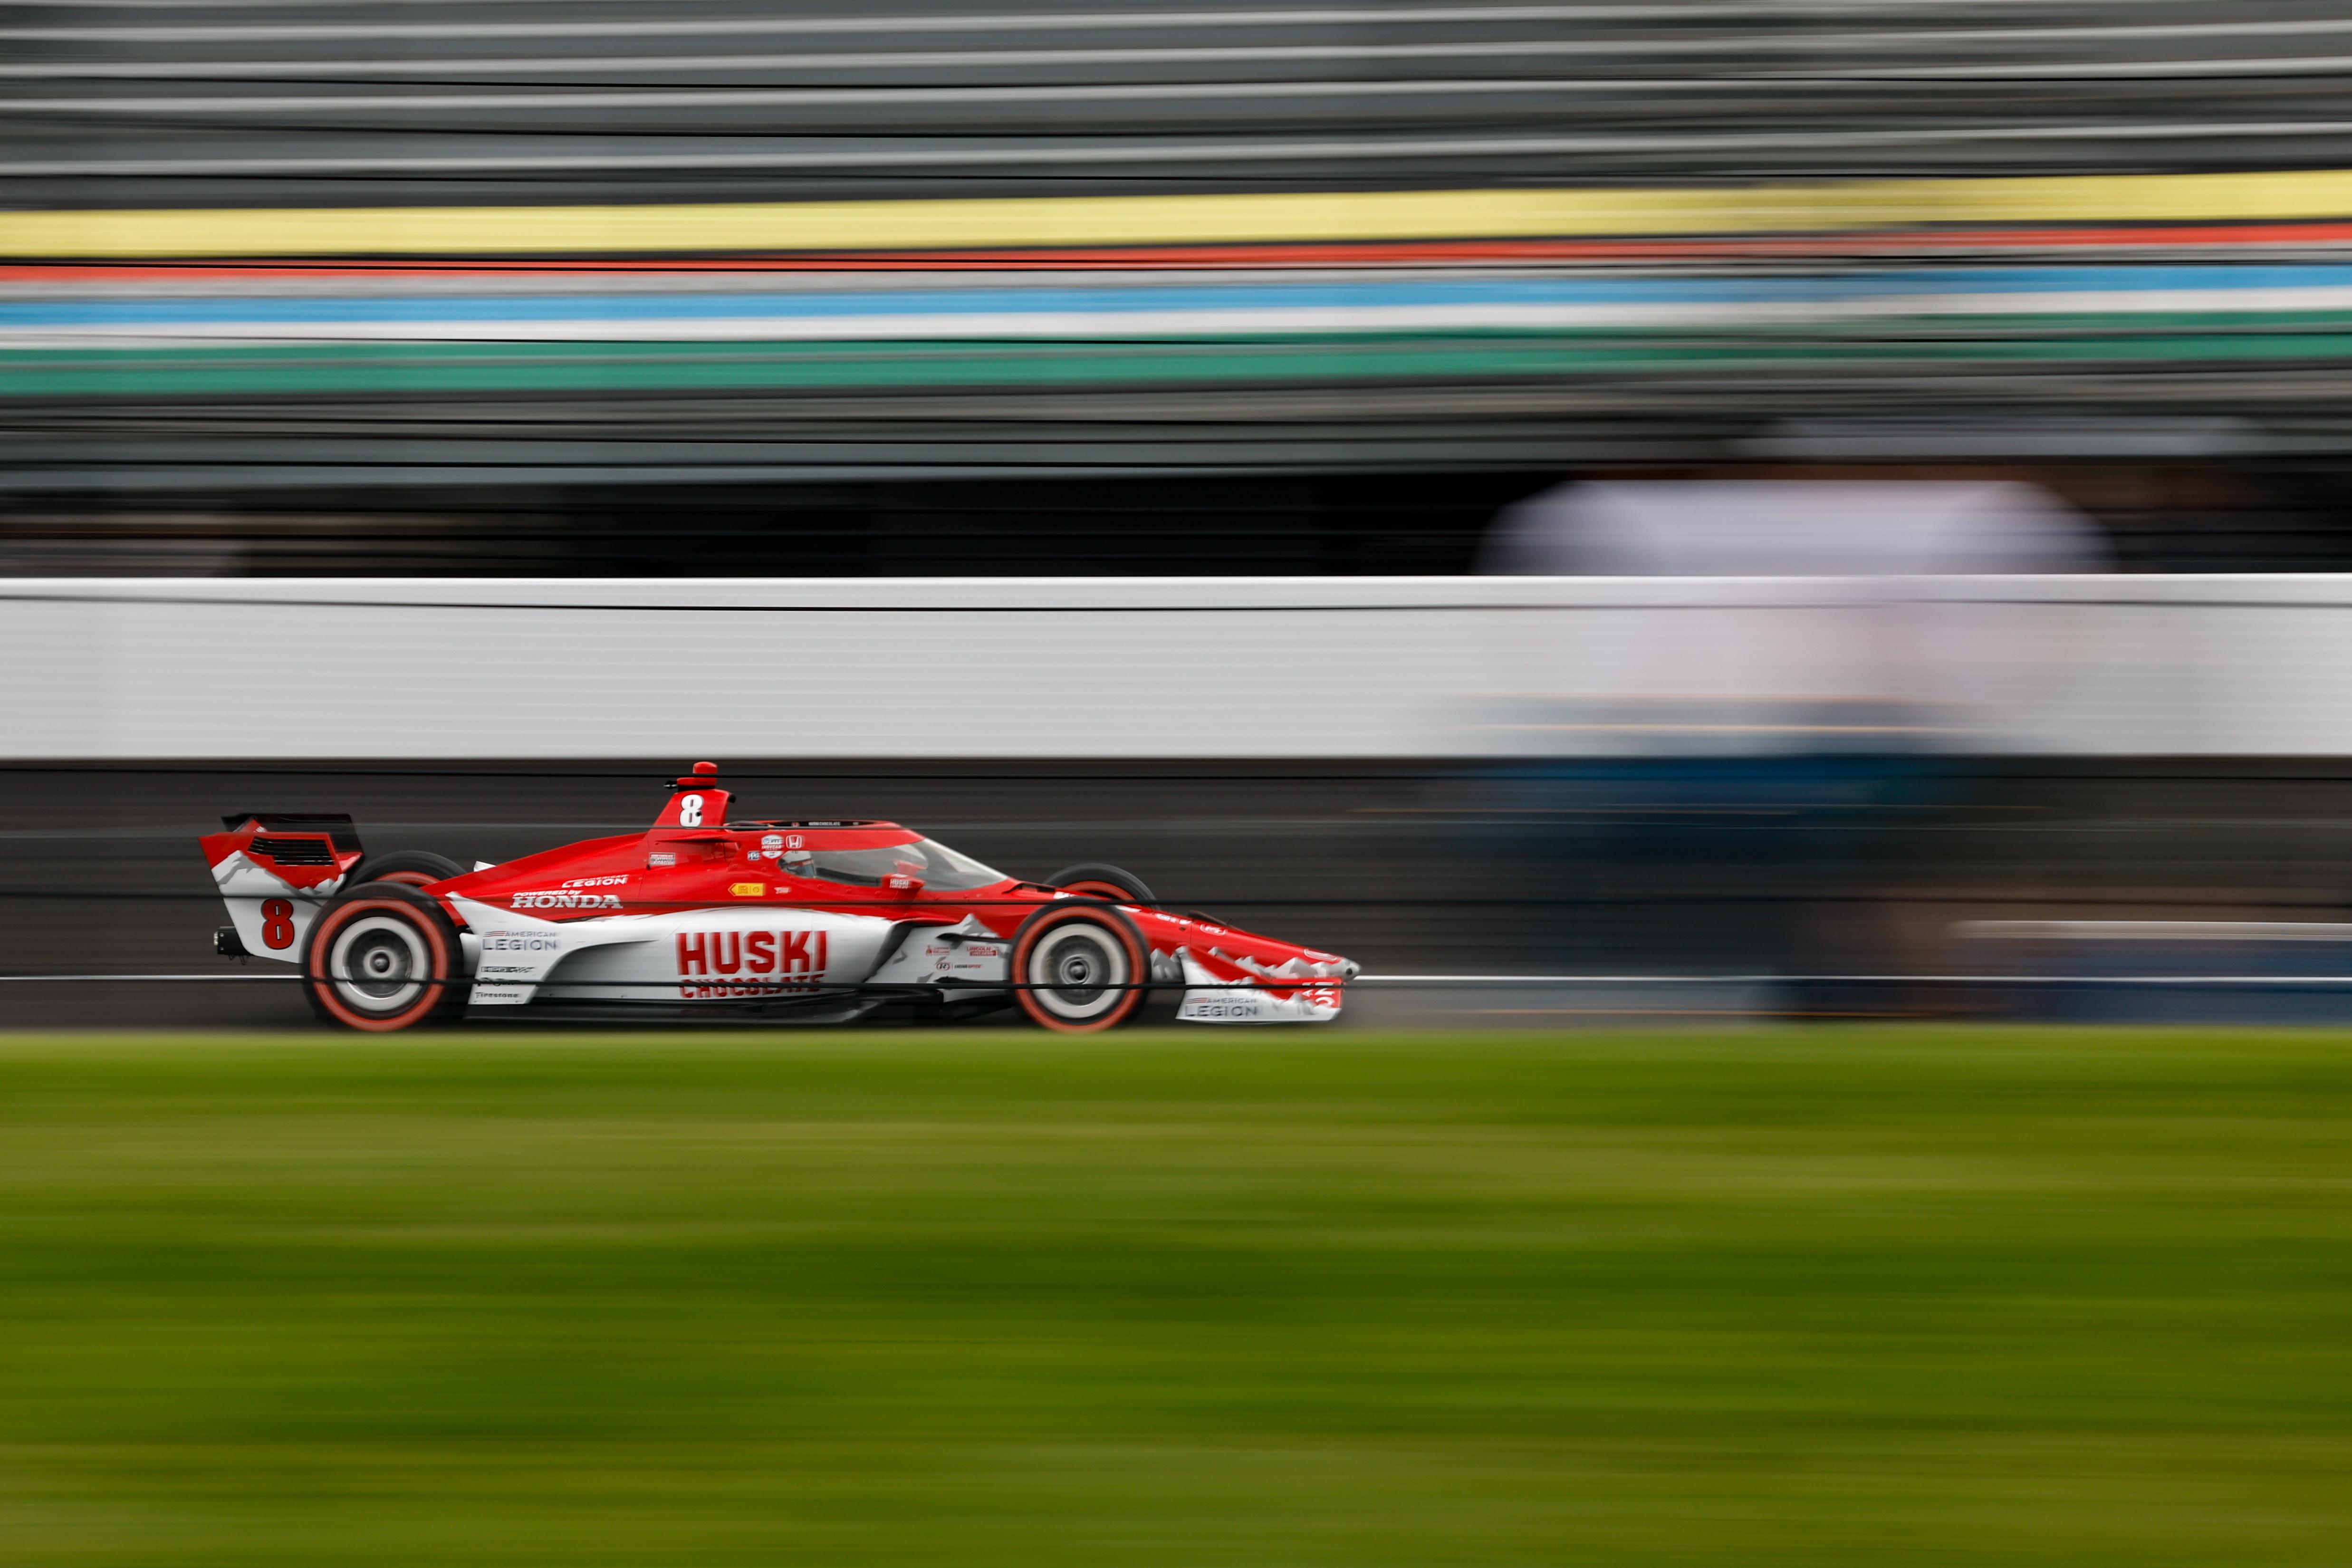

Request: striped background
left=10, top=1, right=2352, bottom=502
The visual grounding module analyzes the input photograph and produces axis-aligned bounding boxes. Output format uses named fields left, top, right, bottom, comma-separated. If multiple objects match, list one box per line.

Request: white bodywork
left=1174, top=948, right=1348, bottom=1023
left=864, top=917, right=1015, bottom=989
left=450, top=896, right=1009, bottom=1008
left=211, top=849, right=344, bottom=962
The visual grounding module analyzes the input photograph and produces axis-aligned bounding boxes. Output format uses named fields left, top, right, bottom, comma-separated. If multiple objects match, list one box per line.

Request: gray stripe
left=1803, top=54, right=2352, bottom=79
left=18, top=20, right=2352, bottom=77
left=1, top=121, right=2339, bottom=159
left=0, top=0, right=2170, bottom=45
left=0, top=77, right=1704, bottom=126
left=0, top=136, right=1670, bottom=177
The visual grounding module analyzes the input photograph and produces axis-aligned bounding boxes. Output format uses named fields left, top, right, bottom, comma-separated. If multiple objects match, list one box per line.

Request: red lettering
left=713, top=931, right=742, bottom=974
left=677, top=932, right=708, bottom=976
left=780, top=931, right=811, bottom=973
left=746, top=930, right=776, bottom=974
left=816, top=930, right=828, bottom=975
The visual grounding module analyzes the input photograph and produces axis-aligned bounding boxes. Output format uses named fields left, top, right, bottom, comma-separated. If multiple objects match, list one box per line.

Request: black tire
left=1011, top=902, right=1151, bottom=1033
left=1046, top=862, right=1155, bottom=906
left=302, top=881, right=468, bottom=1032
left=349, top=849, right=465, bottom=890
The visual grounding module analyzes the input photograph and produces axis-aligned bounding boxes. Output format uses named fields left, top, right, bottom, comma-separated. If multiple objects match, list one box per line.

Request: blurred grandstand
left=7, top=0, right=2352, bottom=572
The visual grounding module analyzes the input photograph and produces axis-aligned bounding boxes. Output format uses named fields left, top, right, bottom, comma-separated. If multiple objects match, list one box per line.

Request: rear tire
left=1012, top=903, right=1150, bottom=1033
left=1046, top=862, right=1155, bottom=906
left=303, top=881, right=467, bottom=1032
left=349, top=849, right=464, bottom=889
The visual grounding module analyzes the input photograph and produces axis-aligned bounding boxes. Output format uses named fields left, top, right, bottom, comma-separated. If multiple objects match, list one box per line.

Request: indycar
left=201, top=763, right=1355, bottom=1032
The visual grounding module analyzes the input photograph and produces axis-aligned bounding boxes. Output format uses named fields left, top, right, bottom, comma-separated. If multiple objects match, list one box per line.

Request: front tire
left=302, top=881, right=467, bottom=1032
left=1012, top=903, right=1150, bottom=1033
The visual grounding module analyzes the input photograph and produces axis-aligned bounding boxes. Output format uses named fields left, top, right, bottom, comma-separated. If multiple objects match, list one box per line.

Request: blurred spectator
left=1477, top=480, right=2109, bottom=577
left=1471, top=480, right=2108, bottom=1012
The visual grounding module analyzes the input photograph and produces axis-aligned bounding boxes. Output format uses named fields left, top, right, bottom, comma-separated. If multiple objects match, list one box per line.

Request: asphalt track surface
left=13, top=756, right=2352, bottom=1030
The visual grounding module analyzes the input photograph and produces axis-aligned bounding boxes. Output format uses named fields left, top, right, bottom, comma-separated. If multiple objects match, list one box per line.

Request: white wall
left=6, top=576, right=2352, bottom=758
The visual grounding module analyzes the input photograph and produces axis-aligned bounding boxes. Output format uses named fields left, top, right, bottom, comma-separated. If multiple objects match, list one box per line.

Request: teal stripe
left=7, top=317, right=2352, bottom=397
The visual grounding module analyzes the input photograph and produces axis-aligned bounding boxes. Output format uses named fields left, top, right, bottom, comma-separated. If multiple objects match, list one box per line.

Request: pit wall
left=7, top=575, right=2350, bottom=758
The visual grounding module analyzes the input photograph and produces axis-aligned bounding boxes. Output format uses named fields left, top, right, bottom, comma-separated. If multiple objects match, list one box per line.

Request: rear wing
left=198, top=813, right=364, bottom=961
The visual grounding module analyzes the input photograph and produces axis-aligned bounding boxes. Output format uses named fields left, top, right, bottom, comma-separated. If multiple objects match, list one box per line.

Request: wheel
left=1011, top=903, right=1150, bottom=1033
left=349, top=849, right=464, bottom=889
left=302, top=881, right=467, bottom=1032
left=1046, top=862, right=1155, bottom=906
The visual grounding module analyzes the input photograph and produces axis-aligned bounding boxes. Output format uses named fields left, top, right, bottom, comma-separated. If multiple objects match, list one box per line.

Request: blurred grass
left=0, top=1027, right=2348, bottom=1566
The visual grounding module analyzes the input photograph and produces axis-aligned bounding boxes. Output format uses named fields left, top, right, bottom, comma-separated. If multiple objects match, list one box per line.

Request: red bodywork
left=299, top=767, right=1350, bottom=1022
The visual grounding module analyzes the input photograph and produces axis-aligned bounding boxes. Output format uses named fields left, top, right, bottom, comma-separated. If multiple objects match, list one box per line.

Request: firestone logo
left=511, top=890, right=624, bottom=910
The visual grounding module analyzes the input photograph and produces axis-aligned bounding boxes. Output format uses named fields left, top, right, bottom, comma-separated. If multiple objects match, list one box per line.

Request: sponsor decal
left=917, top=937, right=1004, bottom=979
left=1177, top=945, right=1348, bottom=1023
left=562, top=874, right=629, bottom=889
left=729, top=882, right=767, bottom=897
left=679, top=982, right=810, bottom=1000
left=676, top=928, right=829, bottom=997
left=510, top=890, right=623, bottom=910
left=647, top=852, right=678, bottom=868
left=1182, top=1000, right=1267, bottom=1020
left=760, top=834, right=785, bottom=851
left=480, top=931, right=563, bottom=953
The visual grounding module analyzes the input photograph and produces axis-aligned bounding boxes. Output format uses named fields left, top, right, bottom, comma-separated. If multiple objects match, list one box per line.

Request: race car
left=201, top=762, right=1355, bottom=1033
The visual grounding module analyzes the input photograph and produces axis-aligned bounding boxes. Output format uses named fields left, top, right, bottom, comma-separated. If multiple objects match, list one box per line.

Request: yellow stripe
left=11, top=170, right=2352, bottom=258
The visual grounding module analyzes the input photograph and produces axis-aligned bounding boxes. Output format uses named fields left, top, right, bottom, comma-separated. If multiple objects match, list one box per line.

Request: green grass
left=1, top=1027, right=2348, bottom=1565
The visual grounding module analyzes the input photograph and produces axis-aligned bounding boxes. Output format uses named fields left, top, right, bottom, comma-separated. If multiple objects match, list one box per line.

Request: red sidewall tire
left=1012, top=903, right=1150, bottom=1034
left=304, top=884, right=463, bottom=1033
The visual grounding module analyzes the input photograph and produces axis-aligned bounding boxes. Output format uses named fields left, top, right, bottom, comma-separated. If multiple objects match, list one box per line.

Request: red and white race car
left=201, top=763, right=1355, bottom=1032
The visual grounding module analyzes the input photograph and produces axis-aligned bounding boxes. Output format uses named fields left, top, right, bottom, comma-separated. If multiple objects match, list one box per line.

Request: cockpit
left=729, top=822, right=1010, bottom=892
